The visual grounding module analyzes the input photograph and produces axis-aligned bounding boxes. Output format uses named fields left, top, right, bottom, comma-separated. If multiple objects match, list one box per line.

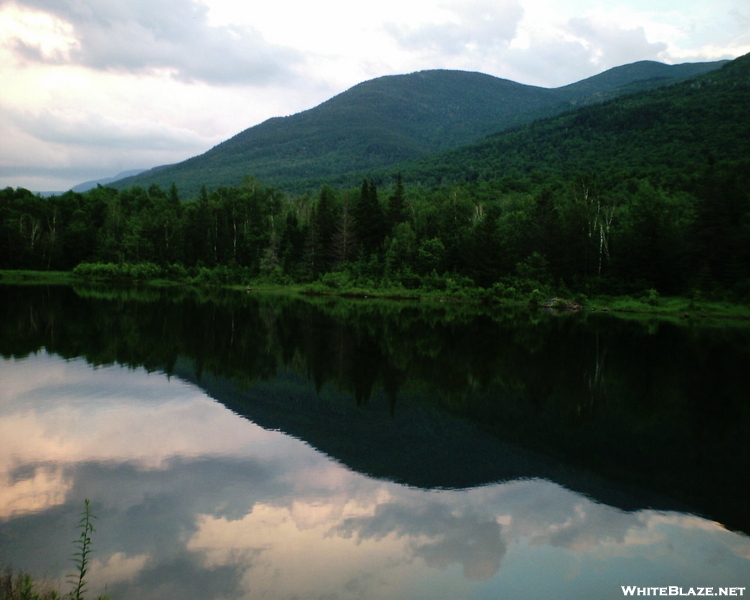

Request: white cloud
left=565, top=15, right=669, bottom=68
left=2, top=0, right=305, bottom=85
left=0, top=98, right=219, bottom=189
left=0, top=464, right=71, bottom=519
left=7, top=105, right=209, bottom=150
left=387, top=0, right=525, bottom=57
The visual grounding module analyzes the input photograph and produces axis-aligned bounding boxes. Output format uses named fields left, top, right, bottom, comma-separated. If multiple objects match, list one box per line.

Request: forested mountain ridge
left=390, top=52, right=750, bottom=187
left=109, top=59, right=727, bottom=197
left=555, top=59, right=729, bottom=102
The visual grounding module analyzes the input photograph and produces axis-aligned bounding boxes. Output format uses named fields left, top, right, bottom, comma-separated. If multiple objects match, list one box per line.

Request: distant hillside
left=392, top=53, right=750, bottom=187
left=111, top=59, right=726, bottom=197
left=71, top=169, right=147, bottom=193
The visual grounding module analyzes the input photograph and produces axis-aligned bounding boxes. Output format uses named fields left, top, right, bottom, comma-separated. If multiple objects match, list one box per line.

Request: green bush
left=257, top=267, right=292, bottom=285
left=643, top=288, right=661, bottom=306
left=445, top=274, right=475, bottom=294
left=163, top=263, right=188, bottom=281
left=399, top=271, right=421, bottom=290
left=319, top=271, right=350, bottom=290
left=528, top=289, right=545, bottom=306
left=420, top=271, right=447, bottom=291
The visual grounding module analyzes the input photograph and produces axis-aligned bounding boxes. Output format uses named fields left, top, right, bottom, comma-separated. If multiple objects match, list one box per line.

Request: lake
left=1, top=284, right=749, bottom=600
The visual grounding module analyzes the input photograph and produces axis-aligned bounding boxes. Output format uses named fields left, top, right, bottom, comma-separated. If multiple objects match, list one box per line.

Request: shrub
left=444, top=274, right=475, bottom=295
left=319, top=271, right=350, bottom=290
left=399, top=271, right=421, bottom=290
left=573, top=293, right=588, bottom=307
left=163, top=263, right=188, bottom=280
left=643, top=288, right=661, bottom=306
left=420, top=271, right=447, bottom=291
left=528, top=289, right=545, bottom=306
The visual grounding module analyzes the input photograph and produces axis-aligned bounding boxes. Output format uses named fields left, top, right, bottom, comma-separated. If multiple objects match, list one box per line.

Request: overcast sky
left=1, top=0, right=748, bottom=192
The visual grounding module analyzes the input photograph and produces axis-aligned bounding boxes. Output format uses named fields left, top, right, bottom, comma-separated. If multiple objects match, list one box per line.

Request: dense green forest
left=2, top=158, right=749, bottom=300
left=391, top=56, right=750, bottom=188
left=1, top=55, right=749, bottom=301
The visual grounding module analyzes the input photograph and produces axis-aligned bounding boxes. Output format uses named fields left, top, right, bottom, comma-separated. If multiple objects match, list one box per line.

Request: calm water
left=1, top=284, right=749, bottom=600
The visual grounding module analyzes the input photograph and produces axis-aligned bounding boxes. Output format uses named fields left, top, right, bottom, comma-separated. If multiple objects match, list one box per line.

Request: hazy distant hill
left=71, top=169, right=147, bottom=192
left=111, top=59, right=727, bottom=197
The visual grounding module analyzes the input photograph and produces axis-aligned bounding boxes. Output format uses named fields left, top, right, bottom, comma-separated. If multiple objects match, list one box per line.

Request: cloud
left=383, top=1, right=674, bottom=87
left=492, top=7, right=678, bottom=87
left=0, top=464, right=71, bottom=519
left=333, top=501, right=508, bottom=580
left=2, top=0, right=304, bottom=85
left=387, top=0, right=524, bottom=60
left=12, top=106, right=211, bottom=150
left=566, top=15, right=668, bottom=69
left=0, top=97, right=222, bottom=189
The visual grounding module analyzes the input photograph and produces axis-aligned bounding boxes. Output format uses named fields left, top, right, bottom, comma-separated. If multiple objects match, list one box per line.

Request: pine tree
left=387, top=173, right=407, bottom=231
left=354, top=178, right=385, bottom=257
left=465, top=210, right=502, bottom=287
left=279, top=211, right=306, bottom=276
left=306, top=185, right=338, bottom=277
left=331, top=192, right=357, bottom=267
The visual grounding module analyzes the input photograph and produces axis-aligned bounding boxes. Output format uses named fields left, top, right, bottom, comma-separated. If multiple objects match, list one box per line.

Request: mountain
left=111, top=59, right=727, bottom=198
left=556, top=59, right=729, bottom=102
left=71, top=169, right=147, bottom=193
left=392, top=53, right=749, bottom=186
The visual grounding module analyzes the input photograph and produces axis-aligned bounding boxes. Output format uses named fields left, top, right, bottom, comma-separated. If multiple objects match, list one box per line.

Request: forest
left=2, top=157, right=749, bottom=302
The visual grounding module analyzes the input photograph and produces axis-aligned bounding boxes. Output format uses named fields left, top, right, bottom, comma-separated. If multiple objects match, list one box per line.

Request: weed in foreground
left=0, top=499, right=109, bottom=600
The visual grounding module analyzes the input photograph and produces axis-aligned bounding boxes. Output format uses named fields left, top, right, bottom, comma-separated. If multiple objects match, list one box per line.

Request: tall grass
left=0, top=500, right=109, bottom=600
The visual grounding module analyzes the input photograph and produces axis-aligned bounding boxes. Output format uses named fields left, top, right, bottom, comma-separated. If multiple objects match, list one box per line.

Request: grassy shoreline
left=2, top=269, right=749, bottom=322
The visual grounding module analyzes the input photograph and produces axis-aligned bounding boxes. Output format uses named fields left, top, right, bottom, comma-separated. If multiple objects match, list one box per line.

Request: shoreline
left=2, top=269, right=749, bottom=323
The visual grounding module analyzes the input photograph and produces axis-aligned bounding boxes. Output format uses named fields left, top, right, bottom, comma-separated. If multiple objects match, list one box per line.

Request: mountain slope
left=112, top=59, right=727, bottom=197
left=557, top=59, right=729, bottom=102
left=392, top=53, right=750, bottom=186
left=114, top=70, right=558, bottom=196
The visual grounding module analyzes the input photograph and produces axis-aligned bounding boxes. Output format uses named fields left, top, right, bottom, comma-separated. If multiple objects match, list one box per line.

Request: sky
left=0, top=0, right=748, bottom=192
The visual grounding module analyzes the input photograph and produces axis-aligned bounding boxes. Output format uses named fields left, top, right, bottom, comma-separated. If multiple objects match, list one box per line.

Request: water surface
left=1, top=284, right=748, bottom=600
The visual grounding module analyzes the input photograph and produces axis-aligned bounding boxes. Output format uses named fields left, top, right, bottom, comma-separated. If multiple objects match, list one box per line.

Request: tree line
left=1, top=160, right=749, bottom=300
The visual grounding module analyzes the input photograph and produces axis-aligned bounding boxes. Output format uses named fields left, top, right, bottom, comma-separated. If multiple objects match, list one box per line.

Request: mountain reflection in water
left=0, top=284, right=748, bottom=600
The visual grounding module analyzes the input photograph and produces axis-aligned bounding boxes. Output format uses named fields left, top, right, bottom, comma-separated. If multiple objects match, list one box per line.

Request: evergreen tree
left=387, top=173, right=407, bottom=231
left=168, top=182, right=180, bottom=207
left=354, top=178, right=386, bottom=258
left=305, top=185, right=338, bottom=277
left=331, top=192, right=357, bottom=267
left=465, top=209, right=502, bottom=288
left=279, top=211, right=306, bottom=276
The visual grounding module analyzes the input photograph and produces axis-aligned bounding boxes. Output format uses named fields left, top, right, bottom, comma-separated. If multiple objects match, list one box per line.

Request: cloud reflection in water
left=1, top=352, right=748, bottom=600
